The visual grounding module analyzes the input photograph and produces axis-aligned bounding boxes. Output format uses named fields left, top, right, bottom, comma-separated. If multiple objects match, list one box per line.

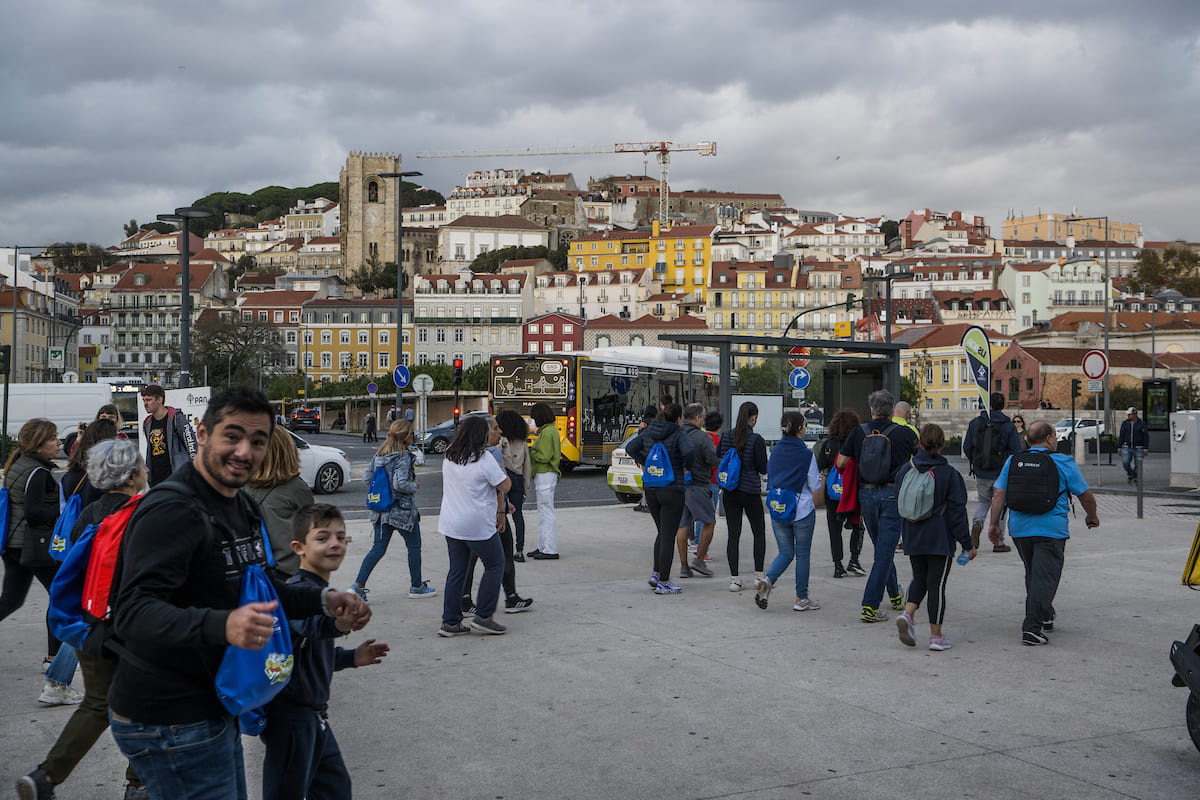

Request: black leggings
left=646, top=487, right=685, bottom=582
left=0, top=548, right=61, bottom=656
left=906, top=554, right=952, bottom=625
left=824, top=501, right=864, bottom=564
left=464, top=519, right=517, bottom=600
left=722, top=489, right=766, bottom=576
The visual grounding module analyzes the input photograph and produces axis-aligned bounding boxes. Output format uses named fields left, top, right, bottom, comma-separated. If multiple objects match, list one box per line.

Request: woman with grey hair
left=17, top=437, right=151, bottom=799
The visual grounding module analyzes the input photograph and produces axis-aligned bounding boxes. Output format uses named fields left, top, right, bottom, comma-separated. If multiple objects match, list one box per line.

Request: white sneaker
left=754, top=577, right=771, bottom=609
left=793, top=597, right=820, bottom=611
left=39, top=681, right=83, bottom=705
left=729, top=576, right=743, bottom=592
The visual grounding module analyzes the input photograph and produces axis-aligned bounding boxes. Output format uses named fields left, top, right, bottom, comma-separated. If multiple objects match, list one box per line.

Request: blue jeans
left=45, top=645, right=78, bottom=686
left=442, top=534, right=505, bottom=623
left=1121, top=446, right=1140, bottom=480
left=858, top=486, right=901, bottom=609
left=355, top=520, right=423, bottom=589
left=767, top=511, right=817, bottom=598
left=110, top=713, right=245, bottom=800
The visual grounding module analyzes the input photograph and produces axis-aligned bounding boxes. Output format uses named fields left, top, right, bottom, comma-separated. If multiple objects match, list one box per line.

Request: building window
left=340, top=330, right=350, bottom=344
left=321, top=352, right=332, bottom=368
left=368, top=181, right=378, bottom=202
left=340, top=352, right=352, bottom=368
left=358, top=352, right=369, bottom=367
left=321, top=331, right=332, bottom=344
left=417, top=328, right=427, bottom=343
left=379, top=352, right=390, bottom=369
left=358, top=330, right=368, bottom=344
left=436, top=328, right=446, bottom=343
left=381, top=330, right=390, bottom=344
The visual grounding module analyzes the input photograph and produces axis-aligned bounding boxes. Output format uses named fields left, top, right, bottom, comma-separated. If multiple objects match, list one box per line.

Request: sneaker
left=833, top=562, right=847, bottom=579
left=970, top=520, right=982, bottom=549
left=890, top=593, right=905, bottom=611
left=689, top=559, right=714, bottom=577
left=897, top=611, right=916, bottom=646
left=437, top=621, right=470, bottom=637
left=993, top=543, right=1012, bottom=553
left=793, top=597, right=820, bottom=611
left=860, top=606, right=888, bottom=623
left=648, top=571, right=660, bottom=588
left=754, top=577, right=771, bottom=609
left=124, top=785, right=150, bottom=800
left=38, top=681, right=83, bottom=705
left=688, top=542, right=698, bottom=554
left=15, top=769, right=54, bottom=800
left=529, top=551, right=559, bottom=560
left=678, top=564, right=694, bottom=579
left=468, top=616, right=507, bottom=635
left=654, top=581, right=683, bottom=595
left=41, top=657, right=52, bottom=675
left=929, top=635, right=953, bottom=651
left=703, top=553, right=714, bottom=563
left=408, top=581, right=437, bottom=598
left=349, top=582, right=369, bottom=600
left=1043, top=613, right=1055, bottom=632
left=460, top=596, right=476, bottom=615
left=1022, top=630, right=1049, bottom=646
left=505, top=596, right=534, bottom=613
left=513, top=552, right=526, bottom=562
left=846, top=560, right=867, bottom=576
left=729, top=576, right=743, bottom=592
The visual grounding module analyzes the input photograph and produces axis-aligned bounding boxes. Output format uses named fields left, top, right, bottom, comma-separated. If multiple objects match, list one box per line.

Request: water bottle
left=956, top=550, right=970, bottom=566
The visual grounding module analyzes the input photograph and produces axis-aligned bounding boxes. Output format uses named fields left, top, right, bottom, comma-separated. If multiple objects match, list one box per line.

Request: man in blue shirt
left=987, top=421, right=1100, bottom=646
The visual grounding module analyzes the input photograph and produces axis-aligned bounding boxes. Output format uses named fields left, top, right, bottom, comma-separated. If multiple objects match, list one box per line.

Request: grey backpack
left=897, top=465, right=939, bottom=522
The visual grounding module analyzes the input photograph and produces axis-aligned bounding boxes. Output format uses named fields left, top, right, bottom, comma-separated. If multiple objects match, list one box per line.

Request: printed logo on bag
left=264, top=652, right=294, bottom=685
left=647, top=465, right=664, bottom=478
left=768, top=499, right=787, bottom=515
left=50, top=536, right=67, bottom=555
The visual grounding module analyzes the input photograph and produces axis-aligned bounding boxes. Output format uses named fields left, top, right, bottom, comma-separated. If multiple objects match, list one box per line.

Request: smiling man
left=107, top=386, right=371, bottom=800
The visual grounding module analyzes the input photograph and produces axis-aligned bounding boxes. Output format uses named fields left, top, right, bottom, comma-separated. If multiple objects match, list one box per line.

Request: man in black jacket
left=1118, top=407, right=1149, bottom=484
left=108, top=386, right=370, bottom=800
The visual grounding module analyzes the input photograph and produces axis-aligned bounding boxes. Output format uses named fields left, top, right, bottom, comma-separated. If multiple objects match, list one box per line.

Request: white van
left=0, top=383, right=115, bottom=438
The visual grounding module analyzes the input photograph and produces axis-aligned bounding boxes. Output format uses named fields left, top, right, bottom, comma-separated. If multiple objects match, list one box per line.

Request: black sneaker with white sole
left=1022, top=630, right=1049, bottom=646
left=505, top=596, right=534, bottom=613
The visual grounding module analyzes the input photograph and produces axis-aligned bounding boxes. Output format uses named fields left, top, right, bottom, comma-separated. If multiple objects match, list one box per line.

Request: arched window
left=368, top=182, right=379, bottom=203
left=596, top=335, right=611, bottom=348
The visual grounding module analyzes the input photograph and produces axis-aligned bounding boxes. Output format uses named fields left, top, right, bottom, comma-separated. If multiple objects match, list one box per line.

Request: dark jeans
left=1013, top=536, right=1066, bottom=634
left=110, top=713, right=245, bottom=800
left=722, top=489, right=766, bottom=576
left=442, top=534, right=504, bottom=623
left=0, top=547, right=62, bottom=656
left=507, top=473, right=527, bottom=552
left=906, top=554, right=952, bottom=625
left=42, top=651, right=141, bottom=787
left=824, top=500, right=864, bottom=564
left=261, top=703, right=351, bottom=800
left=355, top=520, right=423, bottom=589
left=464, top=518, right=517, bottom=600
left=646, top=487, right=685, bottom=582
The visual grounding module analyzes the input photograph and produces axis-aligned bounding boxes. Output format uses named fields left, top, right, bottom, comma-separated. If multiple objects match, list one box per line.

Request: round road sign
left=1081, top=350, right=1108, bottom=380
left=366, top=382, right=378, bottom=396
left=788, top=346, right=810, bottom=369
left=788, top=368, right=811, bottom=390
left=393, top=364, right=411, bottom=389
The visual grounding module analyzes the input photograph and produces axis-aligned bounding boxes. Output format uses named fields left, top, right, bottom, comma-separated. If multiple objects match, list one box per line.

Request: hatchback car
left=606, top=432, right=643, bottom=503
left=416, top=412, right=489, bottom=453
left=1053, top=417, right=1104, bottom=441
left=290, top=408, right=321, bottom=433
left=287, top=429, right=351, bottom=494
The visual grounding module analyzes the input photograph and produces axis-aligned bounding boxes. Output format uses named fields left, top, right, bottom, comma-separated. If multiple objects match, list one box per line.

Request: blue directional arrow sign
left=392, top=365, right=411, bottom=389
left=788, top=367, right=811, bottom=390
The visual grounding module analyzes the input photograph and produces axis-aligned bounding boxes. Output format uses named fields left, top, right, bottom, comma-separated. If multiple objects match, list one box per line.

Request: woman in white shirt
left=438, top=414, right=512, bottom=637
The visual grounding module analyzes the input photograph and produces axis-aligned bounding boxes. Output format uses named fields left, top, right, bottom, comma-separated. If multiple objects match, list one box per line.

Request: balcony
left=413, top=316, right=522, bottom=325
left=1049, top=298, right=1102, bottom=306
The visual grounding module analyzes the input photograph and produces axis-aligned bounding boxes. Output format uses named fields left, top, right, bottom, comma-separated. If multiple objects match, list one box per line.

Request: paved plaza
left=2, top=484, right=1200, bottom=798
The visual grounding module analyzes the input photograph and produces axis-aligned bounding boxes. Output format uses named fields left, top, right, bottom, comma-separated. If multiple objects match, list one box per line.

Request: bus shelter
left=659, top=333, right=904, bottom=426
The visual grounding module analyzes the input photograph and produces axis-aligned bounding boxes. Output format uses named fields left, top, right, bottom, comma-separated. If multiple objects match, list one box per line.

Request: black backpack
left=1004, top=451, right=1063, bottom=514
left=857, top=422, right=897, bottom=485
left=973, top=415, right=1009, bottom=473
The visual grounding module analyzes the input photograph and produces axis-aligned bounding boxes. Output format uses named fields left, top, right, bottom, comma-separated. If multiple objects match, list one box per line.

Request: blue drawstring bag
left=0, top=488, right=10, bottom=555
left=766, top=487, right=798, bottom=520
left=50, top=484, right=85, bottom=561
left=366, top=461, right=393, bottom=512
left=717, top=448, right=741, bottom=490
left=826, top=469, right=843, bottom=502
left=642, top=442, right=675, bottom=488
left=214, top=523, right=294, bottom=736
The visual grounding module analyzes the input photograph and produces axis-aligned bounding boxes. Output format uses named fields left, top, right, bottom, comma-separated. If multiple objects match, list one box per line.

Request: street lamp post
left=157, top=207, right=216, bottom=388
left=862, top=268, right=915, bottom=398
left=1064, top=215, right=1111, bottom=437
left=378, top=170, right=422, bottom=417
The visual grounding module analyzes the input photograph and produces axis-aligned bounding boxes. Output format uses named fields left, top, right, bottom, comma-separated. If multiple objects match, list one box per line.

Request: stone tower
left=340, top=151, right=403, bottom=275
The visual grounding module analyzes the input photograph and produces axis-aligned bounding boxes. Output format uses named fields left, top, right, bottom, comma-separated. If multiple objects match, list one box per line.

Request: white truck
left=0, top=383, right=115, bottom=438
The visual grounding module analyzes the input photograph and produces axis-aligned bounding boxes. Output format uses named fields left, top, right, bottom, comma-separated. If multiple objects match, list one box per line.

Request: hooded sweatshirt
left=626, top=419, right=696, bottom=492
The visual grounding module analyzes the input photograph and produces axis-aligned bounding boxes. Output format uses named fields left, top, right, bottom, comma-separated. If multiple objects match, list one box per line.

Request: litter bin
left=1169, top=412, right=1200, bottom=488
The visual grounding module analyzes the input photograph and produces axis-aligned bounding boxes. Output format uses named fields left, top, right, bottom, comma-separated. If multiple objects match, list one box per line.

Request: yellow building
left=299, top=298, right=414, bottom=384
left=571, top=221, right=716, bottom=302
left=896, top=324, right=1011, bottom=411
left=1000, top=213, right=1141, bottom=244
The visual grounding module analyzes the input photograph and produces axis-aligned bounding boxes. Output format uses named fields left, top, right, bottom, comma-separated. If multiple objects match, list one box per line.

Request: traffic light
left=453, top=358, right=464, bottom=387
left=0, top=344, right=10, bottom=376
left=845, top=292, right=856, bottom=312
left=453, top=407, right=461, bottom=426
left=1071, top=378, right=1082, bottom=399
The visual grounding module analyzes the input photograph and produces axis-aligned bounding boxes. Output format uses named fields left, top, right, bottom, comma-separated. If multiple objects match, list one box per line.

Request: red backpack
left=81, top=494, right=145, bottom=624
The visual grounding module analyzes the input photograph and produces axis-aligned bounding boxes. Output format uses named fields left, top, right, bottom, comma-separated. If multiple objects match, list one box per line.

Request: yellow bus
left=490, top=346, right=730, bottom=469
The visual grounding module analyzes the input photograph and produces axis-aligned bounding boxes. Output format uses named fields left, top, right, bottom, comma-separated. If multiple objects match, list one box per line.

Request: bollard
left=1074, top=432, right=1086, bottom=465
left=1136, top=450, right=1144, bottom=519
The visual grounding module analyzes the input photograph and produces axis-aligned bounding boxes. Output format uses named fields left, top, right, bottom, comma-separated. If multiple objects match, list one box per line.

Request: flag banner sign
left=961, top=326, right=992, bottom=410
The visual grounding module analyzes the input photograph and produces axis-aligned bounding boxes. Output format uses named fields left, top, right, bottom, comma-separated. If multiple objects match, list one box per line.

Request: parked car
left=606, top=432, right=643, bottom=504
left=289, top=407, right=321, bottom=433
left=1053, top=417, right=1105, bottom=441
left=287, top=429, right=350, bottom=494
left=416, top=412, right=488, bottom=453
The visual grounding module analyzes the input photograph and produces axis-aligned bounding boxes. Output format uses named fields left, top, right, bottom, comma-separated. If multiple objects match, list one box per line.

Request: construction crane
left=416, top=141, right=717, bottom=226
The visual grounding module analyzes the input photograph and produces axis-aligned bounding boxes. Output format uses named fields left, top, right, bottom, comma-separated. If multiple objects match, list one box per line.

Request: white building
left=436, top=215, right=550, bottom=264
left=412, top=272, right=533, bottom=366
left=531, top=267, right=661, bottom=320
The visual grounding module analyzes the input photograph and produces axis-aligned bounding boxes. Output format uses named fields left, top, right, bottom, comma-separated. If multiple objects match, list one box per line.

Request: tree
left=50, top=242, right=107, bottom=273
left=1129, top=243, right=1200, bottom=297
left=899, top=375, right=922, bottom=407
left=123, top=219, right=139, bottom=238
left=404, top=182, right=445, bottom=208
left=469, top=245, right=567, bottom=274
left=346, top=255, right=397, bottom=297
left=736, top=360, right=785, bottom=395
left=411, top=363, right=455, bottom=390
left=880, top=219, right=900, bottom=246
left=190, top=315, right=289, bottom=390
left=462, top=361, right=490, bottom=391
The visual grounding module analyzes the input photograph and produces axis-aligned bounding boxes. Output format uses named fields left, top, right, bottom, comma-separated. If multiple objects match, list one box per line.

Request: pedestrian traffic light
left=1071, top=378, right=1082, bottom=399
left=0, top=344, right=10, bottom=376
left=453, top=358, right=464, bottom=387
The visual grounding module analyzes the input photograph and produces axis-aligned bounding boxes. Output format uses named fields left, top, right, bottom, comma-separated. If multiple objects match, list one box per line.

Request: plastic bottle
left=956, top=550, right=970, bottom=566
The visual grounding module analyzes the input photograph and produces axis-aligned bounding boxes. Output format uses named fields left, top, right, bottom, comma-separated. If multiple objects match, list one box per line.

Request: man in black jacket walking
left=1119, top=407, right=1150, bottom=484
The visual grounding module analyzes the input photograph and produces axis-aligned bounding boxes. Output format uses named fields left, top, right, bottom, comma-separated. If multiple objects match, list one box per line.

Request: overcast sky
left=4, top=1, right=1199, bottom=247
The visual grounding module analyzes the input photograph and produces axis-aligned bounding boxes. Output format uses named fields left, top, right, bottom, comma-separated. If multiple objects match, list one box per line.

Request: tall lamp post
left=378, top=170, right=422, bottom=415
left=862, top=268, right=915, bottom=398
left=157, top=207, right=216, bottom=388
left=1064, top=215, right=1111, bottom=437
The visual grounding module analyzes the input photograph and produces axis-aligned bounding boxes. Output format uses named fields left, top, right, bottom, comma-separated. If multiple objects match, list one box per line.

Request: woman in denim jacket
left=351, top=420, right=436, bottom=599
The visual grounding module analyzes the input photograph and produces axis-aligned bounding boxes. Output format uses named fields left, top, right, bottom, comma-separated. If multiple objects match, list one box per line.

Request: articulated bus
left=491, top=346, right=731, bottom=469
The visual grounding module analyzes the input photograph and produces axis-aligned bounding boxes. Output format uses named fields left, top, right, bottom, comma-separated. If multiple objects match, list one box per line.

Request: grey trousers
left=1012, top=536, right=1066, bottom=635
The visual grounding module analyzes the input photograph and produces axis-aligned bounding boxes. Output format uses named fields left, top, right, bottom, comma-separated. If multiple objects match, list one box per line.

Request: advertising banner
left=960, top=326, right=992, bottom=410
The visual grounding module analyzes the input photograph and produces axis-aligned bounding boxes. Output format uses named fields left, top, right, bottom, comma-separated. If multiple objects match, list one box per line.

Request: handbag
left=19, top=469, right=56, bottom=568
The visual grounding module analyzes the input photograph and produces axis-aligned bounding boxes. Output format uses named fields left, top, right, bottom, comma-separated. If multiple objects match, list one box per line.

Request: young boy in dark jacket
left=261, top=504, right=390, bottom=800
left=893, top=424, right=976, bottom=652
